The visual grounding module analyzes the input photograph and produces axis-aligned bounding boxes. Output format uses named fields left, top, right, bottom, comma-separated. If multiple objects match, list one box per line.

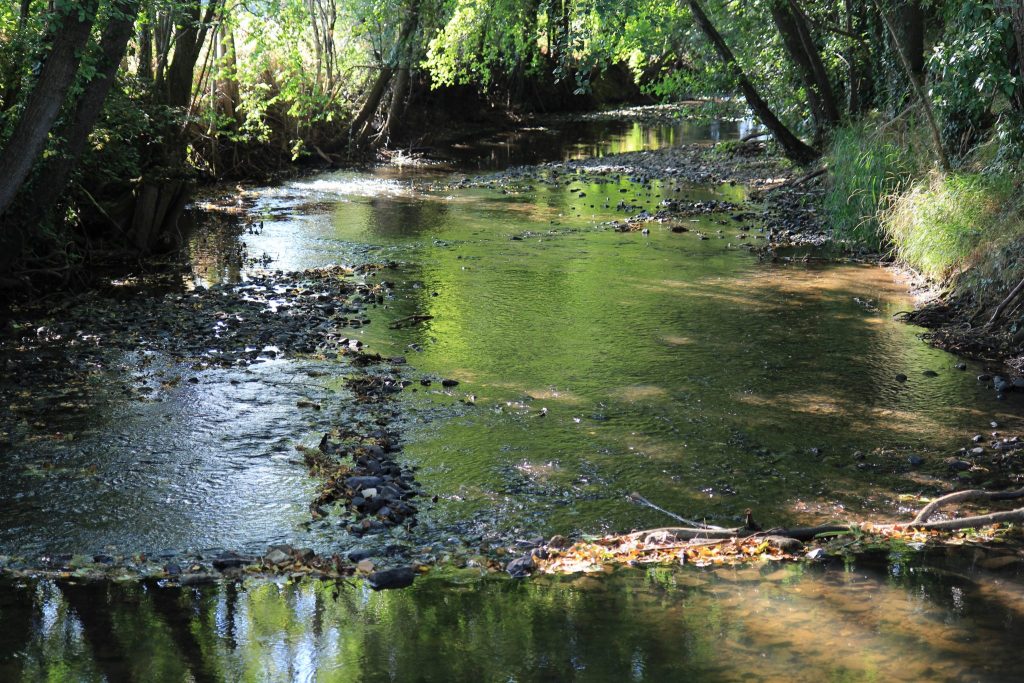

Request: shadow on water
left=3, top=550, right=1024, bottom=682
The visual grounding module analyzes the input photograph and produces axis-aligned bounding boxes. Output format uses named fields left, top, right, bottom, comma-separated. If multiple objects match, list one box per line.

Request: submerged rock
left=367, top=566, right=416, bottom=590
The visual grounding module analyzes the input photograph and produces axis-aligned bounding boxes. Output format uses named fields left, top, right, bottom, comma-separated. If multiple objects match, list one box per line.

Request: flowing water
left=2, top=117, right=1024, bottom=681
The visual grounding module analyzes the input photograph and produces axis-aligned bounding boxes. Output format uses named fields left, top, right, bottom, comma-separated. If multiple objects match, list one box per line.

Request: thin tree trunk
left=349, top=0, right=419, bottom=150
left=684, top=0, right=819, bottom=164
left=0, top=1, right=100, bottom=219
left=873, top=0, right=949, bottom=171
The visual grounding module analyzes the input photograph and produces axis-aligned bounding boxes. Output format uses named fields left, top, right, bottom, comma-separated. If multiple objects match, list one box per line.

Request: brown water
left=1, top=116, right=1023, bottom=681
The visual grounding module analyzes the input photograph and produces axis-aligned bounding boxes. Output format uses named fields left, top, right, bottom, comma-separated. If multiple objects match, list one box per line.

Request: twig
left=627, top=492, right=726, bottom=530
left=388, top=314, right=433, bottom=329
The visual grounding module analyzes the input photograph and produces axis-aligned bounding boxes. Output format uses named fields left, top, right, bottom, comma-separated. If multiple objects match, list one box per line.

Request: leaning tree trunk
left=30, top=0, right=142, bottom=228
left=684, top=0, right=819, bottom=165
left=0, top=1, right=100, bottom=219
left=771, top=1, right=833, bottom=141
left=787, top=1, right=840, bottom=123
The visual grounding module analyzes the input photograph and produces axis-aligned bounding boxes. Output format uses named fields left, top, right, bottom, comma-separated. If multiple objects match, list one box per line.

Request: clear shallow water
left=3, top=550, right=1024, bottom=682
left=216, top=164, right=1024, bottom=542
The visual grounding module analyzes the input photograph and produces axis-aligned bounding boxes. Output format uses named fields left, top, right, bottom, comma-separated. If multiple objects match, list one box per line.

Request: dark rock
left=908, top=454, right=925, bottom=466
left=441, top=378, right=459, bottom=387
left=346, top=475, right=385, bottom=490
left=922, top=370, right=938, bottom=377
left=994, top=376, right=1011, bottom=393
left=548, top=534, right=571, bottom=549
left=764, top=536, right=804, bottom=553
left=212, top=552, right=250, bottom=571
left=895, top=373, right=908, bottom=382
left=955, top=363, right=967, bottom=370
left=294, top=548, right=315, bottom=563
left=506, top=555, right=536, bottom=578
left=348, top=548, right=375, bottom=562
left=978, top=374, right=992, bottom=382
left=367, top=566, right=416, bottom=590
left=946, top=459, right=972, bottom=472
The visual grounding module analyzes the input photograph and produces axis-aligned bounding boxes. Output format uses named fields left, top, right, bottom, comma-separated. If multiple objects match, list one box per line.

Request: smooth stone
left=895, top=373, right=908, bottom=382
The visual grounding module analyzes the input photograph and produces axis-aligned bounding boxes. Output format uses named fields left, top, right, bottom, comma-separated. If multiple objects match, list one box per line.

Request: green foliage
left=823, top=122, right=914, bottom=249
left=881, top=170, right=1018, bottom=281
left=929, top=0, right=1015, bottom=160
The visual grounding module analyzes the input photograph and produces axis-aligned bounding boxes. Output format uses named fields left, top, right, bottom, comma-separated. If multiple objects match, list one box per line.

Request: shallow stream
left=2, top=116, right=1024, bottom=681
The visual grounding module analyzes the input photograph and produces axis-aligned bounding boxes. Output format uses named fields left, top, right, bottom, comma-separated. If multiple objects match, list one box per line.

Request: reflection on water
left=2, top=550, right=1022, bottom=682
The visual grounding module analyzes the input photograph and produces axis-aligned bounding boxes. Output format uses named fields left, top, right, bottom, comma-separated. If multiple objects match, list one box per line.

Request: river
left=1, top=116, right=1023, bottom=681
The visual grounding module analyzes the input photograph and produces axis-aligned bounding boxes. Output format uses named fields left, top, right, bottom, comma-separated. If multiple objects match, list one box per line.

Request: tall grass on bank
left=881, top=171, right=1019, bottom=282
left=823, top=123, right=913, bottom=249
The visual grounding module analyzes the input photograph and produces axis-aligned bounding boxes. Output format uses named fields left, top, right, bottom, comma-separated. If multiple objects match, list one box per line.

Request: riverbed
left=1, top=115, right=1023, bottom=681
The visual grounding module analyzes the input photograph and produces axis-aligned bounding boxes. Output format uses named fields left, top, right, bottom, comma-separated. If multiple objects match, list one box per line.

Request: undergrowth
left=823, top=121, right=914, bottom=249
left=881, top=171, right=1020, bottom=282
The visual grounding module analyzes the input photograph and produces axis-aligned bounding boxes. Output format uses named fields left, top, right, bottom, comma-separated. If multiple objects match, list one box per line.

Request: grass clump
left=823, top=122, right=914, bottom=249
left=880, top=171, right=1019, bottom=281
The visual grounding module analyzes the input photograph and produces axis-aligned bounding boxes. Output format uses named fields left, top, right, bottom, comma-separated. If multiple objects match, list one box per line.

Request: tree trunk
left=896, top=0, right=925, bottom=77
left=30, top=0, right=142, bottom=228
left=684, top=0, right=819, bottom=164
left=788, top=1, right=840, bottom=123
left=0, top=1, right=100, bottom=219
